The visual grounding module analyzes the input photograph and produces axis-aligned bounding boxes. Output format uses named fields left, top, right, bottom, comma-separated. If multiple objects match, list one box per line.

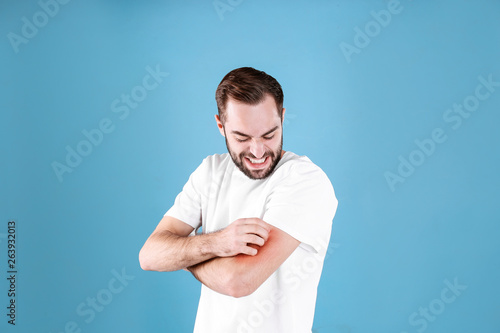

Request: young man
left=139, top=67, right=338, bottom=332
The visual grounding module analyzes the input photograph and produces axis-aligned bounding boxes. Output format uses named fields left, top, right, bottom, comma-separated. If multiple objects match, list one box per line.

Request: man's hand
left=139, top=216, right=270, bottom=272
left=188, top=222, right=300, bottom=298
left=214, top=218, right=271, bottom=257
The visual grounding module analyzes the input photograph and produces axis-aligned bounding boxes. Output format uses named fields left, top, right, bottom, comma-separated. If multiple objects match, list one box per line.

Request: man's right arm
left=139, top=215, right=270, bottom=272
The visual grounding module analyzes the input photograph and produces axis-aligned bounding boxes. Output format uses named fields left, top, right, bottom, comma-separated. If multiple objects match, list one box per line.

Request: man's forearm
left=188, top=255, right=248, bottom=297
left=140, top=217, right=270, bottom=274
left=139, top=230, right=219, bottom=272
left=187, top=226, right=300, bottom=298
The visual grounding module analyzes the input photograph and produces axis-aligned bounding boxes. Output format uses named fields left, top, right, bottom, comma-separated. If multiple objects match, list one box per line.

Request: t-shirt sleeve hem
left=164, top=205, right=201, bottom=229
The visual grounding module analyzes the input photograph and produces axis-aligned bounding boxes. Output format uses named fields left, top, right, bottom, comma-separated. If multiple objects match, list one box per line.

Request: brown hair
left=215, top=67, right=284, bottom=124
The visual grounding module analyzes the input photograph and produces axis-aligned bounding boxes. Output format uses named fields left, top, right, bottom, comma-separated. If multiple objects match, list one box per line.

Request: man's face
left=216, top=94, right=285, bottom=180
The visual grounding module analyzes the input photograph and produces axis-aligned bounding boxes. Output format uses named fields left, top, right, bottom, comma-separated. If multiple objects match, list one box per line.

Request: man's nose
left=249, top=140, right=265, bottom=159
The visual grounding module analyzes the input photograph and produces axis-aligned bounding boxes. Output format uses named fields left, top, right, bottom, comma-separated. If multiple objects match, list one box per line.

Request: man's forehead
left=225, top=96, right=280, bottom=126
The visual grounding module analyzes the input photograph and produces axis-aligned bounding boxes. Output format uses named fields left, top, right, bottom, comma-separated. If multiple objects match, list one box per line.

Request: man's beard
left=225, top=135, right=283, bottom=180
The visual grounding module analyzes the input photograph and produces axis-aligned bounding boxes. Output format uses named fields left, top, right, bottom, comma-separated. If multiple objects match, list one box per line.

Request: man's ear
left=215, top=114, right=225, bottom=137
left=281, top=108, right=286, bottom=124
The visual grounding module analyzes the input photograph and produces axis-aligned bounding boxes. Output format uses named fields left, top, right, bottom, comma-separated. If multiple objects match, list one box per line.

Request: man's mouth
left=245, top=156, right=270, bottom=169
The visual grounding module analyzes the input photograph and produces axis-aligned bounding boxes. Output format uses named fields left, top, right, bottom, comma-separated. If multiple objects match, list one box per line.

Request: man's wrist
left=198, top=232, right=220, bottom=258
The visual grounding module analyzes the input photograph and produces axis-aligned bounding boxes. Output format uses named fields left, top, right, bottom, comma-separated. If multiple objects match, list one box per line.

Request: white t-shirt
left=165, top=151, right=338, bottom=333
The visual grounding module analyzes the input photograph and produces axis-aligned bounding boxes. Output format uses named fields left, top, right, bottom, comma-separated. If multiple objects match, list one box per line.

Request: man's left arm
left=187, top=218, right=300, bottom=298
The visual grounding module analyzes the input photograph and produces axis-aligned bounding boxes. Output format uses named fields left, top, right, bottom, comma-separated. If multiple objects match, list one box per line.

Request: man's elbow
left=227, top=287, right=254, bottom=298
left=224, top=269, right=258, bottom=298
left=138, top=248, right=154, bottom=271
left=138, top=246, right=165, bottom=271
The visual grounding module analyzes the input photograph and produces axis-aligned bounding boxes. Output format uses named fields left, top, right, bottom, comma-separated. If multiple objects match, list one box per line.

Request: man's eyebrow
left=231, top=126, right=279, bottom=138
left=262, top=126, right=279, bottom=137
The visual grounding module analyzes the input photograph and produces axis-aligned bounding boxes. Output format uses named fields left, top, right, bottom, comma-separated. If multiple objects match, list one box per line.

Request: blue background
left=1, top=0, right=499, bottom=332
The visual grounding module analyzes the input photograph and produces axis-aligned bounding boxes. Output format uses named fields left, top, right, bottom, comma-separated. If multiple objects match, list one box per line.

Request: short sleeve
left=164, top=159, right=208, bottom=229
left=262, top=160, right=338, bottom=254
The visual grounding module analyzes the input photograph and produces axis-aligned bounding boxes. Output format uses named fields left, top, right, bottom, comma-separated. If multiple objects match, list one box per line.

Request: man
left=139, top=67, right=338, bottom=332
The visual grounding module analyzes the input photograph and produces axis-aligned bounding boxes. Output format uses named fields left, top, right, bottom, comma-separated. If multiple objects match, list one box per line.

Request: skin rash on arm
left=188, top=224, right=300, bottom=298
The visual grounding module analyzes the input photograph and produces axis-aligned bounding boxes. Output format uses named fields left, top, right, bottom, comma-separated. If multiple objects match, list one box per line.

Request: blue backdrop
left=1, top=0, right=499, bottom=332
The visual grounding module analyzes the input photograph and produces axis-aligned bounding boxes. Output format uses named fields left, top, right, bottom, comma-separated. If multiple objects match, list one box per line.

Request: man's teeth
left=248, top=157, right=266, bottom=164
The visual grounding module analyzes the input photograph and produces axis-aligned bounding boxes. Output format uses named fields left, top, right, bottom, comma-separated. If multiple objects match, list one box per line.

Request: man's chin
left=239, top=160, right=276, bottom=180
left=245, top=169, right=270, bottom=180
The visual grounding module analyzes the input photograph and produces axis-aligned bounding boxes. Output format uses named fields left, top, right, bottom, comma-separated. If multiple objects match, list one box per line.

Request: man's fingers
left=241, top=246, right=258, bottom=256
left=244, top=234, right=265, bottom=247
left=241, top=224, right=269, bottom=241
left=219, top=218, right=273, bottom=256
